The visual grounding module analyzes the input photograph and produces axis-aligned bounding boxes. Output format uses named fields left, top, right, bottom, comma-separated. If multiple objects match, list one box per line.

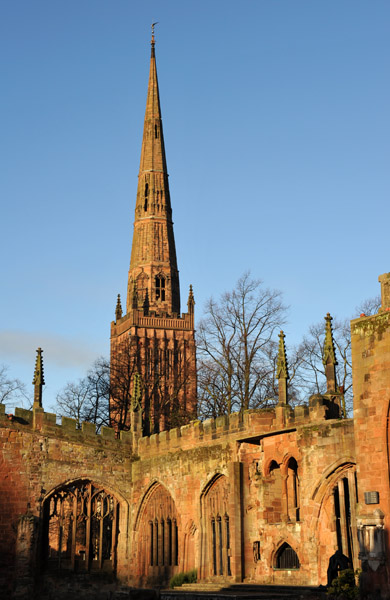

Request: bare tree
left=292, top=296, right=381, bottom=416
left=293, top=318, right=352, bottom=408
left=197, top=273, right=287, bottom=417
left=55, top=357, right=110, bottom=431
left=0, top=364, right=31, bottom=409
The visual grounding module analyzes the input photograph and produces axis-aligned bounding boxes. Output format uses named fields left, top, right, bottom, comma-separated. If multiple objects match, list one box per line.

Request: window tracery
left=137, top=483, right=179, bottom=576
left=43, top=481, right=118, bottom=573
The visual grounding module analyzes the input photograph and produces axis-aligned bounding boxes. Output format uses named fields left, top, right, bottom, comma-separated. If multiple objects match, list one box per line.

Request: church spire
left=127, top=30, right=180, bottom=316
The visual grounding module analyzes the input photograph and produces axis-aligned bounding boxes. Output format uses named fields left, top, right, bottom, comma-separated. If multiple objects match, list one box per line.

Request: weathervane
left=151, top=22, right=159, bottom=38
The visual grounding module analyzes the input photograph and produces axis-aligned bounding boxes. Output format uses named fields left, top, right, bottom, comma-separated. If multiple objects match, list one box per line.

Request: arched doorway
left=42, top=481, right=119, bottom=573
left=201, top=475, right=231, bottom=580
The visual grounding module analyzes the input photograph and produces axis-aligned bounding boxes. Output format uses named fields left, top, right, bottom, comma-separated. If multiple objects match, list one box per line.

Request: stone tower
left=110, top=33, right=197, bottom=435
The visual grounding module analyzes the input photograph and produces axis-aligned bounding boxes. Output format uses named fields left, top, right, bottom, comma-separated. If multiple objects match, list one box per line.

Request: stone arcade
left=1, top=35, right=390, bottom=599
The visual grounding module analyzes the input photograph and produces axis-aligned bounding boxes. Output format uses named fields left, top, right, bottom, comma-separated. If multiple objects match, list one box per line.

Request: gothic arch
left=310, top=461, right=358, bottom=584
left=311, top=459, right=356, bottom=507
left=42, top=479, right=127, bottom=574
left=134, top=481, right=179, bottom=584
left=200, top=474, right=231, bottom=580
left=264, top=458, right=280, bottom=477
left=272, top=540, right=300, bottom=570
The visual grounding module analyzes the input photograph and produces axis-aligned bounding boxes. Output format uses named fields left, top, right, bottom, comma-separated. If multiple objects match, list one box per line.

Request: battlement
left=0, top=403, right=133, bottom=447
left=137, top=396, right=344, bottom=456
left=0, top=390, right=345, bottom=457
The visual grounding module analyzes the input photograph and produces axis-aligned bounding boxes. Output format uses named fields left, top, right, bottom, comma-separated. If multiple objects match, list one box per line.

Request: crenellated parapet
left=0, top=403, right=133, bottom=448
left=0, top=387, right=347, bottom=459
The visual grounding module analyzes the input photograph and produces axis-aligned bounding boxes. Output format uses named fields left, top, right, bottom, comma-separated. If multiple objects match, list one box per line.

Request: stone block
left=82, top=421, right=96, bottom=436
left=203, top=418, right=216, bottom=436
left=215, top=415, right=229, bottom=431
left=43, top=412, right=57, bottom=425
left=101, top=426, right=116, bottom=440
left=61, top=416, right=78, bottom=430
left=14, top=408, right=32, bottom=423
left=120, top=429, right=132, bottom=444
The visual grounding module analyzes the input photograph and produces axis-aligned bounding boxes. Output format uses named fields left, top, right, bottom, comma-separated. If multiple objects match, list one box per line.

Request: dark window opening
left=275, top=543, right=300, bottom=570
left=174, top=520, right=179, bottom=566
left=212, top=518, right=217, bottom=575
left=333, top=476, right=353, bottom=563
left=155, top=124, right=158, bottom=138
left=225, top=515, right=231, bottom=576
left=218, top=517, right=223, bottom=575
left=149, top=516, right=178, bottom=567
left=155, top=276, right=166, bottom=301
left=150, top=521, right=154, bottom=566
left=144, top=183, right=149, bottom=211
left=287, top=457, right=300, bottom=522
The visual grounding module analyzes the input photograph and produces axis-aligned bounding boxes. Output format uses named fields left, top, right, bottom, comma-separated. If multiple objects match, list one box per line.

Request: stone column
left=228, top=461, right=243, bottom=581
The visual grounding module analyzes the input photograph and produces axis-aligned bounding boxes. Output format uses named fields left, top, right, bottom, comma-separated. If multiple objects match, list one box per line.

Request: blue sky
left=1, top=1, right=389, bottom=408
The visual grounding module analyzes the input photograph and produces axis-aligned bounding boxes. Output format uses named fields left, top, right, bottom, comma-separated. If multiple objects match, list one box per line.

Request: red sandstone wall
left=352, top=309, right=390, bottom=598
left=0, top=397, right=356, bottom=592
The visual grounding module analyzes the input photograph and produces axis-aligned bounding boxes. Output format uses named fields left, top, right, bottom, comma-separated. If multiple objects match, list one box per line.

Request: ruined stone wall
left=0, top=394, right=357, bottom=595
left=129, top=402, right=355, bottom=586
left=351, top=287, right=390, bottom=598
left=0, top=405, right=134, bottom=596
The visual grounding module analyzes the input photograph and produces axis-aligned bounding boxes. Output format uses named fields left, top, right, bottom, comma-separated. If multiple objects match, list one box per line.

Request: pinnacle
left=32, top=347, right=45, bottom=387
left=323, top=313, right=337, bottom=366
left=276, top=330, right=289, bottom=380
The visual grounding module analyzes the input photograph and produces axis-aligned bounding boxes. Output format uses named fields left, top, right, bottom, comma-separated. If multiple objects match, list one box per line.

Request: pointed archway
left=134, top=482, right=179, bottom=585
left=42, top=480, right=120, bottom=573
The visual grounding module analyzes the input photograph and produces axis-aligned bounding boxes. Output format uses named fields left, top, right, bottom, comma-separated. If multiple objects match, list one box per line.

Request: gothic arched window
left=43, top=481, right=119, bottom=573
left=286, top=457, right=300, bottom=522
left=275, top=543, right=300, bottom=570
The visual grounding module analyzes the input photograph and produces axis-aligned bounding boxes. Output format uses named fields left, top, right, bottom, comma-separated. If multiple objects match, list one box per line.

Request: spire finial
left=32, top=347, right=45, bottom=409
left=115, top=294, right=123, bottom=322
left=323, top=313, right=337, bottom=367
left=276, top=331, right=289, bottom=380
left=323, top=313, right=338, bottom=394
left=276, top=331, right=289, bottom=406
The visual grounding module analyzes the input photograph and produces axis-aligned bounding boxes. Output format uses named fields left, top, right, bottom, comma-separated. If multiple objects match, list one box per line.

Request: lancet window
left=43, top=481, right=118, bottom=573
left=144, top=183, right=149, bottom=211
left=203, top=475, right=231, bottom=578
left=286, top=457, right=300, bottom=522
left=274, top=543, right=300, bottom=570
left=333, top=472, right=357, bottom=564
